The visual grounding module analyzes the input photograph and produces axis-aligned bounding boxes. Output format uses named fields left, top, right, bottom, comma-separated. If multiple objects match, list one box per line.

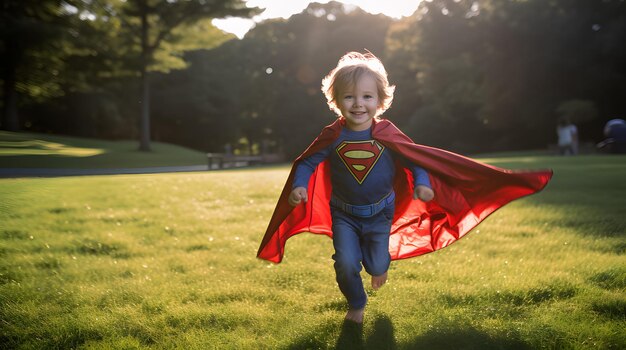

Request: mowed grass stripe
left=0, top=131, right=207, bottom=169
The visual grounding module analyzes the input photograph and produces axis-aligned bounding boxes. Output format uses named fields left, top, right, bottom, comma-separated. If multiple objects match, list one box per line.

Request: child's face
left=338, top=74, right=380, bottom=131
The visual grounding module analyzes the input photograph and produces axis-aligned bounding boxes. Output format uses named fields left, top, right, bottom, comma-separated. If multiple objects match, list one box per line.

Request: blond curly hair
left=321, top=51, right=395, bottom=117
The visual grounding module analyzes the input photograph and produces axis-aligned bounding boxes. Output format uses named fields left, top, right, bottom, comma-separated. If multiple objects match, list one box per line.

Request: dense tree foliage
left=387, top=0, right=626, bottom=152
left=2, top=0, right=625, bottom=156
left=0, top=0, right=74, bottom=131
left=1, top=0, right=258, bottom=149
left=117, top=0, right=260, bottom=151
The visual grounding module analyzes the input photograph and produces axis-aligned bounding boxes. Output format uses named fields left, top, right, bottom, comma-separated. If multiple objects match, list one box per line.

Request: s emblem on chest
left=336, top=140, right=385, bottom=184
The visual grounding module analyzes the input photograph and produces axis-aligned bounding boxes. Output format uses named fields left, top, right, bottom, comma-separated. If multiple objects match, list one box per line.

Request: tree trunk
left=139, top=67, right=151, bottom=151
left=138, top=1, right=152, bottom=151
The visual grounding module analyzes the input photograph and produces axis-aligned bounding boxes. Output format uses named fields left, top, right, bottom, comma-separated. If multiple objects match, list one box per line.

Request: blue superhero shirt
left=293, top=127, right=431, bottom=206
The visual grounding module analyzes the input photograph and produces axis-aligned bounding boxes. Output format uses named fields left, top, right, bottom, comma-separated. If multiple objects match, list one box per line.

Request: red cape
left=257, top=118, right=552, bottom=263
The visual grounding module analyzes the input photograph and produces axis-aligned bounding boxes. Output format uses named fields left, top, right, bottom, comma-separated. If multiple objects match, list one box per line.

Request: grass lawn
left=0, top=131, right=207, bottom=168
left=0, top=154, right=625, bottom=349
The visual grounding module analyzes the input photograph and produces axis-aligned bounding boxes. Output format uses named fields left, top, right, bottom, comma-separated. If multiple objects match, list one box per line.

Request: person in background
left=556, top=117, right=578, bottom=156
left=597, top=118, right=626, bottom=154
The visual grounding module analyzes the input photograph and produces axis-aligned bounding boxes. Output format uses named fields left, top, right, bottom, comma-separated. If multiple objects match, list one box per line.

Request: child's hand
left=413, top=185, right=434, bottom=202
left=289, top=187, right=308, bottom=206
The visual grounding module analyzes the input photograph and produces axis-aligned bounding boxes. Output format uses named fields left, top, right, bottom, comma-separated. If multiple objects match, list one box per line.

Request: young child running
left=257, top=51, right=552, bottom=324
left=288, top=52, right=434, bottom=323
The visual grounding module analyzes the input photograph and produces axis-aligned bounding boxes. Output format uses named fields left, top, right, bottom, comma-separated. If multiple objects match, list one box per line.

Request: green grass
left=1, top=154, right=625, bottom=349
left=0, top=131, right=207, bottom=168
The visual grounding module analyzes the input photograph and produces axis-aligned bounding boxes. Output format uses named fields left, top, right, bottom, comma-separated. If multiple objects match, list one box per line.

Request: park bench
left=206, top=153, right=283, bottom=169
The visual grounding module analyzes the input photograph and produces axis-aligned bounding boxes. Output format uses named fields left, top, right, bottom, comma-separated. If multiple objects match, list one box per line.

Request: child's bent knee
left=363, top=259, right=390, bottom=277
left=333, top=254, right=361, bottom=275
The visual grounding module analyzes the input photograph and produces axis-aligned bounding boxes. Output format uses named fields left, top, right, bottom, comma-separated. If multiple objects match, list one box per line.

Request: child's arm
left=289, top=187, right=308, bottom=206
left=397, top=154, right=435, bottom=202
left=289, top=148, right=330, bottom=206
left=411, top=165, right=435, bottom=202
left=414, top=184, right=435, bottom=202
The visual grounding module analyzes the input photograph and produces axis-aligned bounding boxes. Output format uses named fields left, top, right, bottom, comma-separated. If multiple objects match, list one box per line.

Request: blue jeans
left=331, top=204, right=394, bottom=309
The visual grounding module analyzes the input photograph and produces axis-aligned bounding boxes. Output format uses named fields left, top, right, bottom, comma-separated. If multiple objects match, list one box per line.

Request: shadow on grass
left=286, top=315, right=397, bottom=350
left=288, top=315, right=532, bottom=350
left=335, top=315, right=397, bottom=350
left=402, top=324, right=531, bottom=350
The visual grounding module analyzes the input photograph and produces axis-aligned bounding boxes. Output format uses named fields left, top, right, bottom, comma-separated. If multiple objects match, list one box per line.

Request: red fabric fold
left=257, top=118, right=553, bottom=263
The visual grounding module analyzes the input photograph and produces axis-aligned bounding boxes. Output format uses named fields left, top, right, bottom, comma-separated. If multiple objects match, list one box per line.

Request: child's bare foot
left=371, top=272, right=388, bottom=290
left=345, top=307, right=365, bottom=323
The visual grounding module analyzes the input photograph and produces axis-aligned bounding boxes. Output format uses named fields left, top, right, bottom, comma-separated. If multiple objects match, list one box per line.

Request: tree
left=556, top=100, right=598, bottom=124
left=0, top=0, right=74, bottom=131
left=387, top=0, right=489, bottom=152
left=149, top=41, right=243, bottom=152
left=234, top=1, right=394, bottom=158
left=387, top=0, right=626, bottom=151
left=116, top=0, right=261, bottom=151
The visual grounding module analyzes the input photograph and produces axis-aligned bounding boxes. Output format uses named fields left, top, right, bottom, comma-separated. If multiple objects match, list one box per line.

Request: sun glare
left=354, top=0, right=421, bottom=19
left=213, top=0, right=422, bottom=39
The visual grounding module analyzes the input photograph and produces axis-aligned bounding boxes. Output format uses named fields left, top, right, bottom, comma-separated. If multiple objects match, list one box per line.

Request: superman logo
left=336, top=140, right=385, bottom=184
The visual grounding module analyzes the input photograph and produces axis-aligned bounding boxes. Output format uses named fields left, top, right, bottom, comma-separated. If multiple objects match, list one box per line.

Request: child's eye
left=364, top=95, right=373, bottom=99
left=344, top=95, right=353, bottom=99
